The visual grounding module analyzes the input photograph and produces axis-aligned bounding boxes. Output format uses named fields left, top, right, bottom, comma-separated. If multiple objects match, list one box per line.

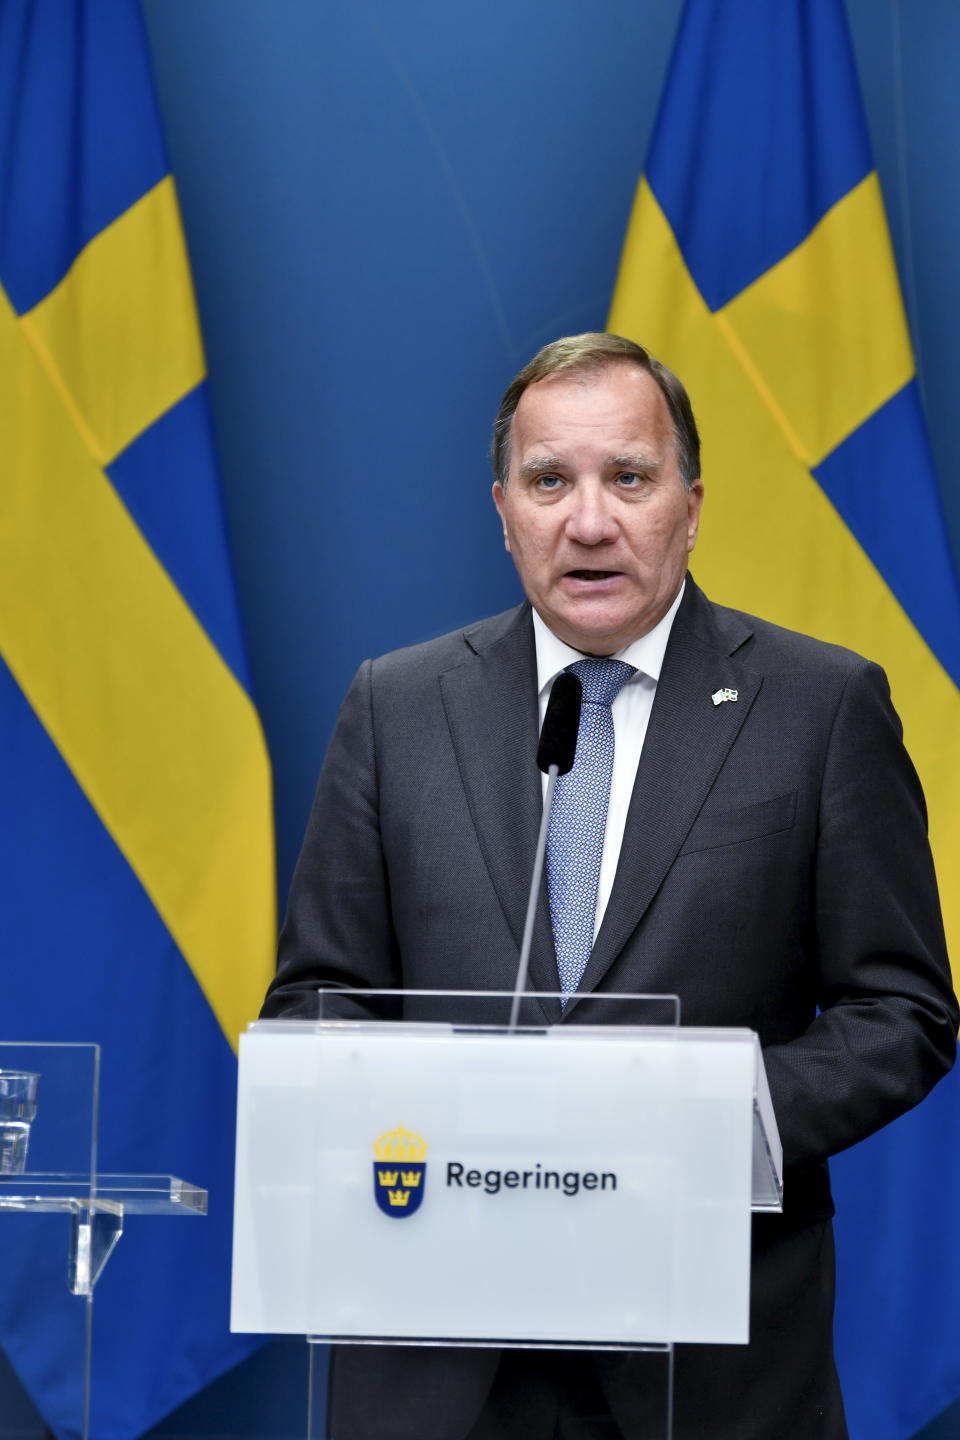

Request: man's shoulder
left=367, top=603, right=530, bottom=683
left=702, top=592, right=881, bottom=682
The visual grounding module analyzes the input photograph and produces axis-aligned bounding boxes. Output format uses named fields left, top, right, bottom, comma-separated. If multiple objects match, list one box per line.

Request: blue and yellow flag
left=0, top=1, right=274, bottom=1434
left=609, top=2, right=960, bottom=1436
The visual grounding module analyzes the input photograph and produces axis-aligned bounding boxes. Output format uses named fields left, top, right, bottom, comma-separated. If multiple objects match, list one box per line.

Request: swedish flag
left=0, top=1, right=274, bottom=1434
left=609, top=2, right=960, bottom=1436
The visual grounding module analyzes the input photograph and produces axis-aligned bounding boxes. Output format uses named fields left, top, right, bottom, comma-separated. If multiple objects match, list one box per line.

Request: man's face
left=492, top=363, right=704, bottom=655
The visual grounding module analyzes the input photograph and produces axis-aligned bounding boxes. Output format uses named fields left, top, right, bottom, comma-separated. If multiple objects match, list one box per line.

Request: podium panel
left=232, top=994, right=781, bottom=1350
left=0, top=1042, right=207, bottom=1440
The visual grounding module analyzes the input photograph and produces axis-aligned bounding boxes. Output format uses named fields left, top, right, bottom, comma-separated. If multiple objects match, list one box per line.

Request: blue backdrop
left=138, top=0, right=960, bottom=911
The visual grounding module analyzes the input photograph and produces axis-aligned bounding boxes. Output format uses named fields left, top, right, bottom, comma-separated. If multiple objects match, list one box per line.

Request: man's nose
left=565, top=485, right=619, bottom=545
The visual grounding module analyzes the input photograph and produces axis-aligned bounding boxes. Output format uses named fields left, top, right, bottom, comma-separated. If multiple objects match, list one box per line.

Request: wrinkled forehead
left=510, top=363, right=675, bottom=464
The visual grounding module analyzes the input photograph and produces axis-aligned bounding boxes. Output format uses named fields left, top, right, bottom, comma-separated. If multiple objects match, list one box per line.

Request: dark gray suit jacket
left=264, top=577, right=957, bottom=1439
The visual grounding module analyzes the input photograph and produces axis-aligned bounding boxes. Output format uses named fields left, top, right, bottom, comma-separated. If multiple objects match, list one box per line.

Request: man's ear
left=686, top=480, right=704, bottom=552
left=492, top=482, right=511, bottom=552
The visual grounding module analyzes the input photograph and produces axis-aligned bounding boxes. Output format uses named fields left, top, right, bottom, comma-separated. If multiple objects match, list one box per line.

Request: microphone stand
left=506, top=667, right=581, bottom=1033
left=507, top=764, right=559, bottom=1033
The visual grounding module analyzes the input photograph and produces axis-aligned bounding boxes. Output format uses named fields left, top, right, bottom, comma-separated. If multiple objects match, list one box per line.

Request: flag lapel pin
left=711, top=688, right=738, bottom=706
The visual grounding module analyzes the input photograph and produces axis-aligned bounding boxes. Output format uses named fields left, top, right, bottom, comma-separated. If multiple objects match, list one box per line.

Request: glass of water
left=0, top=1070, right=40, bottom=1174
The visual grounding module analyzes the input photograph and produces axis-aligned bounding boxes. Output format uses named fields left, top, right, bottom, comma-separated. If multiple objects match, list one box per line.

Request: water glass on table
left=0, top=1070, right=40, bottom=1174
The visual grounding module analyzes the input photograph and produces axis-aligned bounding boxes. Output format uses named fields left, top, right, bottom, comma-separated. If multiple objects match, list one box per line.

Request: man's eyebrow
left=517, top=455, right=565, bottom=477
left=516, top=452, right=664, bottom=477
left=608, top=453, right=662, bottom=472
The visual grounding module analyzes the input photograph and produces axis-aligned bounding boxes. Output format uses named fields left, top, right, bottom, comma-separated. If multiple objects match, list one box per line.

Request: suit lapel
left=439, top=606, right=561, bottom=1022
left=568, top=582, right=762, bottom=1010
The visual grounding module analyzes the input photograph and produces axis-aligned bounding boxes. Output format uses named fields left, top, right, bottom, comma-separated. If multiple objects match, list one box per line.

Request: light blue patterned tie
left=546, top=658, right=636, bottom=1001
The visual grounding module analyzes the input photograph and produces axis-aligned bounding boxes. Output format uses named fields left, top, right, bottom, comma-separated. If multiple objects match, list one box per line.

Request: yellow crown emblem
left=373, top=1128, right=428, bottom=1217
left=373, top=1126, right=428, bottom=1162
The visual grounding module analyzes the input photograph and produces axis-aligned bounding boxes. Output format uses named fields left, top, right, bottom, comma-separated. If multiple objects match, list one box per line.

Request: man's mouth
left=566, top=569, right=621, bottom=581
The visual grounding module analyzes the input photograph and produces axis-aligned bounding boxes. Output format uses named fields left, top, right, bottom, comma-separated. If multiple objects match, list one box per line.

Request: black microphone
left=536, top=671, right=582, bottom=775
left=509, top=671, right=583, bottom=1028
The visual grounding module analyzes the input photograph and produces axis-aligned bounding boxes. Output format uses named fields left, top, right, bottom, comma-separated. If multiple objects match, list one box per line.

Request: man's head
left=491, top=334, right=704, bottom=656
left=492, top=333, right=700, bottom=493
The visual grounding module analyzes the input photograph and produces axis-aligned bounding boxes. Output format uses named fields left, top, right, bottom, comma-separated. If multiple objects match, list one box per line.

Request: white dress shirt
left=533, top=581, right=685, bottom=941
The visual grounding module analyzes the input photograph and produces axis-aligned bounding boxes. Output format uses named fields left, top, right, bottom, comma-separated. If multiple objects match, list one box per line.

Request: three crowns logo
left=372, top=1127, right=428, bottom=1219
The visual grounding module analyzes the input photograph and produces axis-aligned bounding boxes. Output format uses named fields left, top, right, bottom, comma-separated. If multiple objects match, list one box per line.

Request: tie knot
left=566, top=657, right=636, bottom=707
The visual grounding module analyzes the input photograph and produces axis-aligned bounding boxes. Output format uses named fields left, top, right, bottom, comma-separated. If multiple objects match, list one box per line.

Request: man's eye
left=616, top=472, right=643, bottom=487
left=535, top=474, right=564, bottom=490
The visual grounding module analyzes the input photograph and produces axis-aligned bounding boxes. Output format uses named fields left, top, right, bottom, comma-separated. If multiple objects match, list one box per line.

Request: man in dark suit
left=263, top=334, right=957, bottom=1439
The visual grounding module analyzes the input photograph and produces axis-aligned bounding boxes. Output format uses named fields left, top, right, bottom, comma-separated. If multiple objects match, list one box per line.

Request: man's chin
left=539, top=593, right=667, bottom=655
left=543, top=609, right=636, bottom=657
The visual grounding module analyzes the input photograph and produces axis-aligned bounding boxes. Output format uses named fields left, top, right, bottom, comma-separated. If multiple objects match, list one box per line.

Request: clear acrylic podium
left=231, top=991, right=782, bottom=1439
left=0, top=1042, right=207, bottom=1440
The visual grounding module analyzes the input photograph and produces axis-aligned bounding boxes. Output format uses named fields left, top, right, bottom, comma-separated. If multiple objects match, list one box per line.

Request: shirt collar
left=532, top=580, right=686, bottom=697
